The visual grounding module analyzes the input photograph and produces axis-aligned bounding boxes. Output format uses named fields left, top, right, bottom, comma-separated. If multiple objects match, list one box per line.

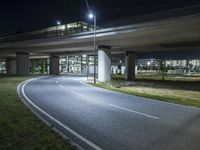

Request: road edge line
left=17, top=77, right=101, bottom=150
left=80, top=80, right=200, bottom=110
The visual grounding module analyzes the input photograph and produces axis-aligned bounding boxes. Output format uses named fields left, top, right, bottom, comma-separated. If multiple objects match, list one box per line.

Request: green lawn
left=92, top=79, right=200, bottom=108
left=0, top=75, right=76, bottom=150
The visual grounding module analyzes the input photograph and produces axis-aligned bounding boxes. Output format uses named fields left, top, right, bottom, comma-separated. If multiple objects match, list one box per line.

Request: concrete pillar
left=6, top=58, right=16, bottom=74
left=50, top=55, right=60, bottom=75
left=67, top=56, right=70, bottom=72
left=86, top=55, right=89, bottom=77
left=186, top=60, right=190, bottom=74
left=98, top=46, right=111, bottom=82
left=125, top=51, right=136, bottom=81
left=135, top=66, right=138, bottom=75
left=80, top=55, right=82, bottom=74
left=16, top=52, right=29, bottom=75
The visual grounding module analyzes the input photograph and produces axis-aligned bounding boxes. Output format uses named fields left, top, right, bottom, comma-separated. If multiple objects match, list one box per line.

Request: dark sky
left=0, top=0, right=200, bottom=35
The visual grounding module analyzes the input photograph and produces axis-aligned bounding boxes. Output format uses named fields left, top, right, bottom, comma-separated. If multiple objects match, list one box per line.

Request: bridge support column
left=50, top=55, right=60, bottom=75
left=80, top=55, right=83, bottom=74
left=86, top=55, right=89, bottom=77
left=98, top=46, right=111, bottom=82
left=67, top=56, right=70, bottom=72
left=6, top=58, right=16, bottom=74
left=125, top=51, right=136, bottom=81
left=16, top=52, right=29, bottom=75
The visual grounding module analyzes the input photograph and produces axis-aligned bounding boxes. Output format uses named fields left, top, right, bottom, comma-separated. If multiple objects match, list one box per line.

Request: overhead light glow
left=89, top=13, right=94, bottom=19
left=61, top=25, right=66, bottom=30
left=57, top=21, right=61, bottom=25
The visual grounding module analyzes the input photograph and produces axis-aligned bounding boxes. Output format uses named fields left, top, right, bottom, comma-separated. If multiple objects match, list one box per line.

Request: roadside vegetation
left=113, top=73, right=200, bottom=81
left=136, top=73, right=200, bottom=81
left=0, top=75, right=76, bottom=150
left=92, top=74, right=200, bottom=108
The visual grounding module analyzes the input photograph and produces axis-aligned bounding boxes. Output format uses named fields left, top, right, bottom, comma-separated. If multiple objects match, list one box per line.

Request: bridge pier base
left=98, top=46, right=111, bottom=82
left=50, top=55, right=60, bottom=75
left=6, top=58, right=16, bottom=74
left=16, top=52, right=29, bottom=75
left=125, top=51, right=136, bottom=81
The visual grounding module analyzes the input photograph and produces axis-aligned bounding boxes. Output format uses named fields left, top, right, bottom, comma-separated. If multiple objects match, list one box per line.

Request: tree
left=31, top=63, right=36, bottom=74
left=40, top=61, right=46, bottom=74
left=159, top=60, right=169, bottom=80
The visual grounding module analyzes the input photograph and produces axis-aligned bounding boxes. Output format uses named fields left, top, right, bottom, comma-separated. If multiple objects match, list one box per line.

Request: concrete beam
left=98, top=46, right=111, bottom=82
left=16, top=52, right=29, bottom=75
left=125, top=51, right=136, bottom=80
left=50, top=55, right=60, bottom=75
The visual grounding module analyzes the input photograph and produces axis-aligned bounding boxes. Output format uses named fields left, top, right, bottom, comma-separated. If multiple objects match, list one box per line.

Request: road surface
left=18, top=76, right=200, bottom=150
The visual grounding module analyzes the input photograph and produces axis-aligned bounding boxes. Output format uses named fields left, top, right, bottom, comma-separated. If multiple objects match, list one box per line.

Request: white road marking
left=59, top=84, right=64, bottom=88
left=70, top=90, right=85, bottom=98
left=109, top=104, right=160, bottom=120
left=80, top=80, right=200, bottom=111
left=71, top=85, right=160, bottom=120
left=21, top=79, right=103, bottom=150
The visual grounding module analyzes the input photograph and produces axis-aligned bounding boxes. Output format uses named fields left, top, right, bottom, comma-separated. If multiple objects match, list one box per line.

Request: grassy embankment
left=93, top=74, right=200, bottom=108
left=0, top=75, right=76, bottom=150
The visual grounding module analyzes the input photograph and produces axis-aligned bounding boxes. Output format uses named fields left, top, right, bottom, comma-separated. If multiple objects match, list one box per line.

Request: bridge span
left=0, top=5, right=200, bottom=81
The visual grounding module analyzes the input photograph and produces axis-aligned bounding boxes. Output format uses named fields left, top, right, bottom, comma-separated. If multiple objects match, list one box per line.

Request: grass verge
left=0, top=75, right=76, bottom=150
left=91, top=79, right=200, bottom=108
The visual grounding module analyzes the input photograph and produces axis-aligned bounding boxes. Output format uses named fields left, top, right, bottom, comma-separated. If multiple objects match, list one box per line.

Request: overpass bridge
left=0, top=5, right=200, bottom=81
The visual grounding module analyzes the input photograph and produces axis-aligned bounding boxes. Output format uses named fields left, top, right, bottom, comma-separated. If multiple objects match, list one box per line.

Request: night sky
left=0, top=0, right=200, bottom=35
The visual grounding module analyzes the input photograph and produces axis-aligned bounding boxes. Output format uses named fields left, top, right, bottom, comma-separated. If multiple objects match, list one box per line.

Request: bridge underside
left=0, top=15, right=200, bottom=81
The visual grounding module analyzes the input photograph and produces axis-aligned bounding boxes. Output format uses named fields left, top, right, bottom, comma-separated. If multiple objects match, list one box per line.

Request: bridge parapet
left=0, top=21, right=98, bottom=44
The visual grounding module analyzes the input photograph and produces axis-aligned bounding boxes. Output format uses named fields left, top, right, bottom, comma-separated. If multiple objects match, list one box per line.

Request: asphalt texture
left=18, top=76, right=200, bottom=150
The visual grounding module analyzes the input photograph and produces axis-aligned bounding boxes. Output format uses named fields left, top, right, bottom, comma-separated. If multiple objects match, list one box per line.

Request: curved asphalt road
left=18, top=76, right=200, bottom=150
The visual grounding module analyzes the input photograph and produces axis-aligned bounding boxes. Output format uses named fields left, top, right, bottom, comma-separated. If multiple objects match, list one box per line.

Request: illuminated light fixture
left=147, top=62, right=151, bottom=66
left=89, top=13, right=94, bottom=19
left=57, top=21, right=61, bottom=25
left=61, top=25, right=66, bottom=30
left=67, top=24, right=71, bottom=28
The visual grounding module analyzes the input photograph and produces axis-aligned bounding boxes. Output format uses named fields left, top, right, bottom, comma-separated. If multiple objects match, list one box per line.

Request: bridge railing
left=0, top=21, right=99, bottom=43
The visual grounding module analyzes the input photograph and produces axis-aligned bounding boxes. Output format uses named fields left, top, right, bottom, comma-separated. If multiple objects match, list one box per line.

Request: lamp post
left=57, top=21, right=61, bottom=35
left=88, top=13, right=96, bottom=84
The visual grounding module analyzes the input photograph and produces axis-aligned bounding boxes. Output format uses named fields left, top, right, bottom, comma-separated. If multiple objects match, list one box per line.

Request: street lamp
left=88, top=13, right=97, bottom=84
left=56, top=21, right=61, bottom=36
left=57, top=21, right=61, bottom=25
